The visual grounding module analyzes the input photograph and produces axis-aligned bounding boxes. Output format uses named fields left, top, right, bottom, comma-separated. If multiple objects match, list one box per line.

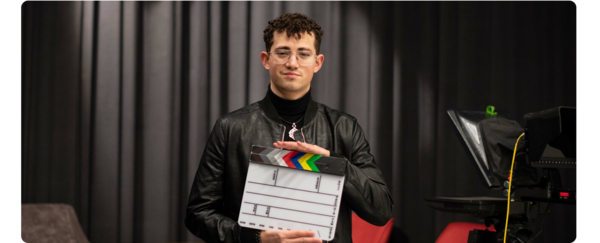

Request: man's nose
left=285, top=54, right=300, bottom=68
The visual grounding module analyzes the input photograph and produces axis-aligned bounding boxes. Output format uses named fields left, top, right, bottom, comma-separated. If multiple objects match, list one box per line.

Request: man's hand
left=273, top=141, right=330, bottom=157
left=260, top=230, right=323, bottom=243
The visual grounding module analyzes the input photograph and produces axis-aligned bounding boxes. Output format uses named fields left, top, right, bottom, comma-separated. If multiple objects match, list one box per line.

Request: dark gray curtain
left=22, top=1, right=575, bottom=243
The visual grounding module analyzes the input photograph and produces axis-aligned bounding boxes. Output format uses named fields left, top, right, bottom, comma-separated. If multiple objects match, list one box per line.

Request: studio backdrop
left=22, top=1, right=575, bottom=242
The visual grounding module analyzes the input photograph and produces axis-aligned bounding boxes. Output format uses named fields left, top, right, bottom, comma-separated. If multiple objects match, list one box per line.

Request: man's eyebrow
left=297, top=47, right=313, bottom=52
left=273, top=47, right=291, bottom=51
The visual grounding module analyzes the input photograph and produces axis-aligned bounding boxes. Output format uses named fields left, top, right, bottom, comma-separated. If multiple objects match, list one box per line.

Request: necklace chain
left=280, top=116, right=303, bottom=125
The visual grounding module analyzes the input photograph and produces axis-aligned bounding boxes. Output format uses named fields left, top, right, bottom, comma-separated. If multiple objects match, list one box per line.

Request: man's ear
left=313, top=54, right=324, bottom=73
left=260, top=51, right=270, bottom=70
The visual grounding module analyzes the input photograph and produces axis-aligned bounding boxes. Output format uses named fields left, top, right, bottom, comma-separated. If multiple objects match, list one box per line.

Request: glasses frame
left=268, top=51, right=318, bottom=66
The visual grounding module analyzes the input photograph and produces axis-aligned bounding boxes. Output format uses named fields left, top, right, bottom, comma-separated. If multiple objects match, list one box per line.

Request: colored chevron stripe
left=250, top=154, right=264, bottom=163
left=282, top=151, right=298, bottom=168
left=251, top=146, right=267, bottom=154
left=306, top=154, right=322, bottom=172
left=273, top=150, right=288, bottom=167
left=291, top=152, right=306, bottom=170
left=250, top=146, right=335, bottom=173
left=298, top=154, right=313, bottom=170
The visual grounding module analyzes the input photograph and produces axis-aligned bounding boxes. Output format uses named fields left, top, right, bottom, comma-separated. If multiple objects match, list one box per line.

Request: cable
left=529, top=215, right=548, bottom=242
left=507, top=233, right=526, bottom=243
left=503, top=132, right=525, bottom=243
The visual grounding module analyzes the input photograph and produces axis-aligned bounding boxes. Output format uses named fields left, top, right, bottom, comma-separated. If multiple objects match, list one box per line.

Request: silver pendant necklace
left=280, top=117, right=303, bottom=140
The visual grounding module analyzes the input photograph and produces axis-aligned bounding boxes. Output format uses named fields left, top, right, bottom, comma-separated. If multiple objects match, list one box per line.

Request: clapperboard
left=238, top=145, right=347, bottom=241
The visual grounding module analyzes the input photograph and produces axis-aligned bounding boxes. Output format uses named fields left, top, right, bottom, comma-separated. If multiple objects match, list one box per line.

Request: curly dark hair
left=263, top=13, right=324, bottom=54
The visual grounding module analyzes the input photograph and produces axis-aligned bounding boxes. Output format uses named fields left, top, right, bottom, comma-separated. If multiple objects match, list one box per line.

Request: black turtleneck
left=267, top=85, right=311, bottom=141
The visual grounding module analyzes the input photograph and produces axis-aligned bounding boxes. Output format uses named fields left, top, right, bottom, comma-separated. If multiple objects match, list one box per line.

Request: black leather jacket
left=185, top=94, right=394, bottom=243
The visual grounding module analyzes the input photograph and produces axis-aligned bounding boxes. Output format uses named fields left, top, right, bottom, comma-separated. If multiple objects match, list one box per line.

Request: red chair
left=351, top=213, right=394, bottom=243
left=435, top=222, right=496, bottom=243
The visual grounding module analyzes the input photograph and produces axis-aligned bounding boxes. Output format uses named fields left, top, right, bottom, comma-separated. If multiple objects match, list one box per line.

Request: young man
left=185, top=13, right=393, bottom=243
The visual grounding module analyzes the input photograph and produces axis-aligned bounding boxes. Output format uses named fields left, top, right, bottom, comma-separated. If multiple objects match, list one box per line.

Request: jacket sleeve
left=332, top=119, right=394, bottom=226
left=184, top=118, right=258, bottom=242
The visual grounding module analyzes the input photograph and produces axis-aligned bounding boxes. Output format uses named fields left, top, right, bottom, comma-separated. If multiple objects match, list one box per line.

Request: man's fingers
left=286, top=237, right=323, bottom=243
left=273, top=141, right=330, bottom=156
left=273, top=141, right=301, bottom=151
left=296, top=141, right=329, bottom=156
left=261, top=230, right=321, bottom=243
left=280, top=231, right=322, bottom=243
left=296, top=141, right=311, bottom=150
left=279, top=230, right=315, bottom=238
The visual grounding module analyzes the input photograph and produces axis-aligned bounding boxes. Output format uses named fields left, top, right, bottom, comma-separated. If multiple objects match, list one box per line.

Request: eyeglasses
left=268, top=50, right=318, bottom=66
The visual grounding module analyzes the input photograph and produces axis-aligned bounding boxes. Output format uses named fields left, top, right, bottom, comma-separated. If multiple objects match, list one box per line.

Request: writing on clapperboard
left=315, top=176, right=321, bottom=190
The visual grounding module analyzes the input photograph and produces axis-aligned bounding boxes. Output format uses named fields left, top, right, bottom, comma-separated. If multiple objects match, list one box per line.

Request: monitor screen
left=524, top=106, right=576, bottom=168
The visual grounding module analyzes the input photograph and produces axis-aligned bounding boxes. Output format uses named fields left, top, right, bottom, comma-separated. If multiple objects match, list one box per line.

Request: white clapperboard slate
left=238, top=145, right=347, bottom=241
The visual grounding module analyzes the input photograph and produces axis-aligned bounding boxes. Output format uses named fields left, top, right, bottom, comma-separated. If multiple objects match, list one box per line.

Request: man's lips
left=284, top=72, right=300, bottom=78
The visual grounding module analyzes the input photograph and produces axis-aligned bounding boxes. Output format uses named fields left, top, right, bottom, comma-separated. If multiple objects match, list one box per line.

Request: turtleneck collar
left=258, top=85, right=318, bottom=130
left=267, top=85, right=311, bottom=122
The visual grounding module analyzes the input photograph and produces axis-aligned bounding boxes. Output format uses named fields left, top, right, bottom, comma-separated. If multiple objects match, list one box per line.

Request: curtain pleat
left=22, top=2, right=576, bottom=242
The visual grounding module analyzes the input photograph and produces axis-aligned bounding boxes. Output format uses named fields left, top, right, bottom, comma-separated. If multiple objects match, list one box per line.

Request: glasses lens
left=271, top=51, right=315, bottom=66
left=273, top=51, right=289, bottom=64
left=298, top=52, right=315, bottom=66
